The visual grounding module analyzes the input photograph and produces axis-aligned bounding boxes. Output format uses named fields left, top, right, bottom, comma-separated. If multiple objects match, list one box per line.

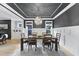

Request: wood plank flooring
left=0, top=39, right=72, bottom=56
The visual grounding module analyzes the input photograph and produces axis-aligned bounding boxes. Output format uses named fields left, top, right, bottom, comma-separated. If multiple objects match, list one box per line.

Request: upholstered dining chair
left=4, top=34, right=8, bottom=43
left=28, top=34, right=37, bottom=51
left=32, top=32, right=37, bottom=37
left=0, top=34, right=6, bottom=44
left=42, top=34, right=52, bottom=50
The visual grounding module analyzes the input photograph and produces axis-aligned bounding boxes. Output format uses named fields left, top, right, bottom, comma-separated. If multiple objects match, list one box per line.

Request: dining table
left=20, top=36, right=58, bottom=51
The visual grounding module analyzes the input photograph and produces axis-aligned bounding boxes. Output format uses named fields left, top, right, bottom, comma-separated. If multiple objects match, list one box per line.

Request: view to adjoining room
left=0, top=3, right=79, bottom=56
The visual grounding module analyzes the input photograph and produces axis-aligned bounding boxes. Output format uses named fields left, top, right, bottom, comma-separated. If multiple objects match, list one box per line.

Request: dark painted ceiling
left=7, top=3, right=69, bottom=18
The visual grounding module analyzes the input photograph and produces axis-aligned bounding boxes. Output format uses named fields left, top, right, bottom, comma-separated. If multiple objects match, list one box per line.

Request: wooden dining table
left=20, top=36, right=58, bottom=51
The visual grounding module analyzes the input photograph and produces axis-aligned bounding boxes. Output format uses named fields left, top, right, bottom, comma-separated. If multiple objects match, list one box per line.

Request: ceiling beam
left=53, top=3, right=76, bottom=20
left=50, top=3, right=62, bottom=17
left=14, top=3, right=28, bottom=17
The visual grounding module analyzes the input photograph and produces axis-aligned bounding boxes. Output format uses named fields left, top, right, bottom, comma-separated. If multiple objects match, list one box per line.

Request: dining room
left=0, top=3, right=79, bottom=56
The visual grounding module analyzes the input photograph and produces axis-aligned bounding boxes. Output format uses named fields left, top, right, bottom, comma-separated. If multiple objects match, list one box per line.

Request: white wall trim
left=50, top=3, right=62, bottom=17
left=14, top=3, right=28, bottom=17
left=53, top=3, right=76, bottom=19
left=0, top=3, right=24, bottom=19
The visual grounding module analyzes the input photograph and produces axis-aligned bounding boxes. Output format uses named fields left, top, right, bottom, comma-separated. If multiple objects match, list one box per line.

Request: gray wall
left=54, top=11, right=70, bottom=27
left=24, top=20, right=53, bottom=28
left=54, top=4, right=79, bottom=28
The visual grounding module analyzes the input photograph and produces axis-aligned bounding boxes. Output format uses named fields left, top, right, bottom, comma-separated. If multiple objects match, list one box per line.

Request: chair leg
left=42, top=43, right=44, bottom=47
left=56, top=43, right=59, bottom=51
left=2, top=41, right=4, bottom=44
left=28, top=44, right=29, bottom=52
left=43, top=44, right=45, bottom=51
left=35, top=44, right=37, bottom=51
left=48, top=45, right=51, bottom=50
left=50, top=44, right=52, bottom=51
left=48, top=44, right=51, bottom=51
left=3, top=40, right=7, bottom=44
left=52, top=43, right=53, bottom=50
left=48, top=45, right=50, bottom=48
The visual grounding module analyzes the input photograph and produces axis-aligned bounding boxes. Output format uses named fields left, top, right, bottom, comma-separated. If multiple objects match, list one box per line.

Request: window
left=45, top=21, right=53, bottom=34
left=25, top=21, right=33, bottom=35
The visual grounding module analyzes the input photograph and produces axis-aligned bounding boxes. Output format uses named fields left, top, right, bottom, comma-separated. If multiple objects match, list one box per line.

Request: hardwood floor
left=0, top=39, right=72, bottom=56
left=0, top=39, right=20, bottom=56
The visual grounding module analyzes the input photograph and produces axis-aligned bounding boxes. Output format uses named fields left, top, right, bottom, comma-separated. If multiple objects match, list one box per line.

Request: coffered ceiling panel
left=7, top=3, right=69, bottom=18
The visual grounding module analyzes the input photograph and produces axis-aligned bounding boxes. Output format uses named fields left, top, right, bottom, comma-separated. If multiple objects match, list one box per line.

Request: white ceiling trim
left=0, top=3, right=24, bottom=19
left=14, top=3, right=28, bottom=17
left=24, top=18, right=54, bottom=20
left=50, top=3, right=62, bottom=17
left=53, top=3, right=76, bottom=20
left=24, top=3, right=75, bottom=21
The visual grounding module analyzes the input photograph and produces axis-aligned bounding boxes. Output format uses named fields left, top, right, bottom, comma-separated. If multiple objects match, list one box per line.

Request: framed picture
left=15, top=21, right=22, bottom=28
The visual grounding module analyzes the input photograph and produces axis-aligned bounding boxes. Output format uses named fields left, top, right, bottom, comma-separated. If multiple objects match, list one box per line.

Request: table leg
left=21, top=38, right=23, bottom=51
left=55, top=38, right=58, bottom=51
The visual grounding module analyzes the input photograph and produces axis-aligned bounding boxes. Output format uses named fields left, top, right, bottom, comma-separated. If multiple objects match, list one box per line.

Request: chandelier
left=34, top=16, right=42, bottom=25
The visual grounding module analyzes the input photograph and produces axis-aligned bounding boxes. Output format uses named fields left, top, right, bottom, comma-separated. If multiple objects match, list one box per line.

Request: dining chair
left=42, top=34, right=52, bottom=50
left=32, top=33, right=37, bottom=37
left=52, top=33, right=61, bottom=50
left=0, top=34, right=6, bottom=44
left=4, top=34, right=8, bottom=43
left=28, top=34, right=37, bottom=51
left=21, top=33, right=28, bottom=47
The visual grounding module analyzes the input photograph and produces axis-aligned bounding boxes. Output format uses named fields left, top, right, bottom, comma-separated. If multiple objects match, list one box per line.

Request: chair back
left=4, top=34, right=8, bottom=38
left=28, top=34, right=37, bottom=41
left=44, top=34, right=52, bottom=38
left=2, top=34, right=6, bottom=40
left=43, top=34, right=52, bottom=41
left=56, top=33, right=61, bottom=42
